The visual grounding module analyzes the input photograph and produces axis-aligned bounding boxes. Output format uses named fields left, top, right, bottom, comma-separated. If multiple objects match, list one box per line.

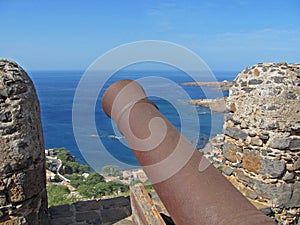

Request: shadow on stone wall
left=49, top=197, right=131, bottom=225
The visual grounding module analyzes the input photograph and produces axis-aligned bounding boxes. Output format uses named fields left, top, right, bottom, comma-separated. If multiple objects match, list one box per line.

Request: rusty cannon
left=102, top=80, right=276, bottom=225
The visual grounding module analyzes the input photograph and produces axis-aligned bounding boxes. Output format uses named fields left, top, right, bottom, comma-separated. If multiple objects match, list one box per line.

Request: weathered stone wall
left=221, top=62, right=300, bottom=224
left=49, top=197, right=131, bottom=225
left=0, top=59, right=49, bottom=224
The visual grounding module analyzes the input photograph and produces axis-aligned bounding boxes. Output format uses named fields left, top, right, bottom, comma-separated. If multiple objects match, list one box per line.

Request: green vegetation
left=47, top=184, right=80, bottom=207
left=67, top=172, right=129, bottom=199
left=64, top=174, right=84, bottom=188
left=143, top=180, right=154, bottom=192
left=65, top=161, right=90, bottom=174
left=56, top=148, right=72, bottom=163
left=85, top=172, right=105, bottom=185
left=59, top=170, right=130, bottom=200
left=47, top=149, right=149, bottom=207
left=55, top=148, right=90, bottom=174
left=131, top=179, right=154, bottom=192
left=102, top=165, right=121, bottom=176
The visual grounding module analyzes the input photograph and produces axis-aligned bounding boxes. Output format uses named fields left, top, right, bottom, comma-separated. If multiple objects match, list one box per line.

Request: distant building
left=122, top=170, right=131, bottom=180
left=82, top=173, right=90, bottom=179
left=122, top=169, right=148, bottom=183
left=46, top=169, right=56, bottom=182
left=132, top=170, right=148, bottom=183
left=61, top=180, right=75, bottom=192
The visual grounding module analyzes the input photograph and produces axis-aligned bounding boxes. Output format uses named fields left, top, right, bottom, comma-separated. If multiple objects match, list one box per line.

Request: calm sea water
left=30, top=69, right=237, bottom=170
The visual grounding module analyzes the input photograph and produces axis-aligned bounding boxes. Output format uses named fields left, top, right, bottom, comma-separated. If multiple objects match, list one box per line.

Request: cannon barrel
left=102, top=80, right=275, bottom=225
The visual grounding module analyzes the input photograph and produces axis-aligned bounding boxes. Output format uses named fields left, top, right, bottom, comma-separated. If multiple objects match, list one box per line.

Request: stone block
left=223, top=167, right=233, bottom=176
left=101, top=208, right=131, bottom=224
left=49, top=204, right=72, bottom=218
left=224, top=127, right=248, bottom=141
left=242, top=151, right=261, bottom=173
left=254, top=181, right=293, bottom=207
left=259, top=134, right=269, bottom=142
left=8, top=163, right=45, bottom=203
left=268, top=137, right=290, bottom=150
left=287, top=182, right=300, bottom=207
left=236, top=170, right=256, bottom=187
left=241, top=87, right=254, bottom=93
left=224, top=113, right=234, bottom=122
left=290, top=138, right=300, bottom=151
left=259, top=119, right=278, bottom=130
left=260, top=208, right=273, bottom=216
left=259, top=157, right=286, bottom=178
left=0, top=194, right=6, bottom=206
left=75, top=211, right=101, bottom=222
left=250, top=137, right=263, bottom=146
left=293, top=158, right=300, bottom=170
left=0, top=217, right=26, bottom=225
left=247, top=192, right=258, bottom=200
left=101, top=197, right=130, bottom=209
left=248, top=79, right=263, bottom=85
left=222, top=141, right=242, bottom=163
left=50, top=217, right=74, bottom=225
left=283, top=171, right=295, bottom=181
left=74, top=200, right=102, bottom=211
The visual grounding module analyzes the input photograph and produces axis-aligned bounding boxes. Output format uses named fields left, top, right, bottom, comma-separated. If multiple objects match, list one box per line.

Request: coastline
left=180, top=81, right=233, bottom=91
left=188, top=97, right=227, bottom=113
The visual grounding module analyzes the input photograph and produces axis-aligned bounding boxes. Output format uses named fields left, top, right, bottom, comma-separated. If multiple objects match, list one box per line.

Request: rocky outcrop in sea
left=180, top=81, right=233, bottom=91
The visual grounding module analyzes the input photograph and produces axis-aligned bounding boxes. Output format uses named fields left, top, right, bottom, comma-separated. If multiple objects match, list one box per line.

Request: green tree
left=131, top=180, right=142, bottom=186
left=106, top=181, right=129, bottom=195
left=56, top=148, right=70, bottom=163
left=77, top=184, right=99, bottom=199
left=94, top=182, right=110, bottom=197
left=47, top=184, right=78, bottom=207
left=64, top=161, right=90, bottom=174
left=53, top=174, right=61, bottom=182
left=65, top=161, right=80, bottom=174
left=85, top=172, right=105, bottom=185
left=78, top=164, right=90, bottom=173
left=102, top=165, right=121, bottom=176
left=66, top=174, right=84, bottom=188
left=77, top=184, right=91, bottom=198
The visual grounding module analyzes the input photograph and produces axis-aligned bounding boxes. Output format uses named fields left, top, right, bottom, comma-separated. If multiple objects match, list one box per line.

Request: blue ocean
left=30, top=68, right=236, bottom=171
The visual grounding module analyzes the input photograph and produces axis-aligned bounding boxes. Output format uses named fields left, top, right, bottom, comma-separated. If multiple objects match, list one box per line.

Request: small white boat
left=108, top=135, right=123, bottom=140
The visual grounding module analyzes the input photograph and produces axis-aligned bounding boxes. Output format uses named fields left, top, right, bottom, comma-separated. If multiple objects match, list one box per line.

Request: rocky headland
left=182, top=81, right=233, bottom=112
left=180, top=80, right=233, bottom=91
left=188, top=97, right=227, bottom=112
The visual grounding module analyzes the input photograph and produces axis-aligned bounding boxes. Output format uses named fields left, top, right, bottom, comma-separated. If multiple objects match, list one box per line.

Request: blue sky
left=0, top=0, right=299, bottom=71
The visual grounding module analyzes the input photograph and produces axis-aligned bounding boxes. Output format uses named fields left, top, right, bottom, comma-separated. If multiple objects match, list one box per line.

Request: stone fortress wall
left=49, top=197, right=131, bottom=225
left=0, top=59, right=132, bottom=225
left=0, top=60, right=49, bottom=224
left=218, top=62, right=300, bottom=224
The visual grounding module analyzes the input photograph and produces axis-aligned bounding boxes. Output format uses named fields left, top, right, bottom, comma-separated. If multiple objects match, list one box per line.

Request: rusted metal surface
left=102, top=80, right=276, bottom=225
left=130, top=183, right=166, bottom=225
